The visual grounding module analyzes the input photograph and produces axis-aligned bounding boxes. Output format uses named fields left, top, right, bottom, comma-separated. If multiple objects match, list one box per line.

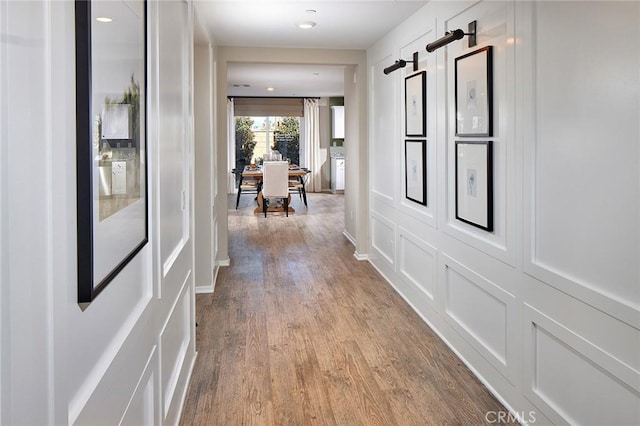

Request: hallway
left=181, top=193, right=512, bottom=425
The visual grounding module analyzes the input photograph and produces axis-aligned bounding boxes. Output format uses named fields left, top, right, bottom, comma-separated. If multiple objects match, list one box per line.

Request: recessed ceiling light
left=298, top=21, right=316, bottom=29
left=96, top=17, right=112, bottom=23
left=306, top=9, right=317, bottom=14
left=267, top=87, right=275, bottom=92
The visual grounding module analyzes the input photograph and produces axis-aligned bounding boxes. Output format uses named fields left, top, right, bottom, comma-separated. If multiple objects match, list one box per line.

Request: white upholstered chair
left=261, top=161, right=290, bottom=217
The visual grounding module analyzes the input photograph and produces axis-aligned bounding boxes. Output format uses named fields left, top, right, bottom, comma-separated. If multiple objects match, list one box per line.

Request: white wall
left=194, top=40, right=218, bottom=293
left=343, top=64, right=368, bottom=256
left=1, top=1, right=197, bottom=424
left=1, top=2, right=55, bottom=423
left=368, top=1, right=639, bottom=424
left=318, top=98, right=332, bottom=191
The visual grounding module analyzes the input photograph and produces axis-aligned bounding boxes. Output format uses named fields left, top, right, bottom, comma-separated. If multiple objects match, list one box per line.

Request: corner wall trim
left=343, top=230, right=367, bottom=260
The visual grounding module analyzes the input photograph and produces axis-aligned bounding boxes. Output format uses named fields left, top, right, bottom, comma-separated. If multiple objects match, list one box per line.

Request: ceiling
left=226, top=63, right=347, bottom=97
left=193, top=1, right=428, bottom=97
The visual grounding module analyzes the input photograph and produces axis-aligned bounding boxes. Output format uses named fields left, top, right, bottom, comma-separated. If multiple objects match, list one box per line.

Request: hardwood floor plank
left=181, top=194, right=515, bottom=425
left=343, top=340, right=398, bottom=426
left=243, top=311, right=273, bottom=425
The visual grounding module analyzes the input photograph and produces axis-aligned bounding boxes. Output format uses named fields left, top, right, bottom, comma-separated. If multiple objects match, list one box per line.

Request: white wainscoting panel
left=398, top=227, right=436, bottom=302
left=441, top=254, right=514, bottom=382
left=71, top=314, right=157, bottom=426
left=163, top=238, right=188, bottom=278
left=523, top=1, right=640, bottom=329
left=524, top=305, right=640, bottom=425
left=68, top=259, right=153, bottom=425
left=370, top=53, right=397, bottom=202
left=158, top=0, right=189, bottom=271
left=371, top=213, right=396, bottom=266
left=160, top=273, right=191, bottom=418
left=120, top=348, right=157, bottom=426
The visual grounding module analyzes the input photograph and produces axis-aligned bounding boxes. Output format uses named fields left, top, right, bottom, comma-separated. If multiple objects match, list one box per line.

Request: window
left=235, top=116, right=300, bottom=167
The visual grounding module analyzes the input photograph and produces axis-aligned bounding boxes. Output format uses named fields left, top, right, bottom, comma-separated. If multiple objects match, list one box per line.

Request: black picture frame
left=455, top=46, right=493, bottom=137
left=455, top=141, right=493, bottom=231
left=405, top=139, right=427, bottom=206
left=75, top=0, right=148, bottom=307
left=405, top=71, right=426, bottom=137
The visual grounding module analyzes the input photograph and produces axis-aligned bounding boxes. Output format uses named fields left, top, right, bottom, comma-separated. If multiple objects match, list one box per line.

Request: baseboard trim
left=195, top=265, right=221, bottom=294
left=342, top=230, right=356, bottom=246
left=353, top=251, right=368, bottom=261
left=195, top=284, right=213, bottom=294
left=216, top=257, right=230, bottom=267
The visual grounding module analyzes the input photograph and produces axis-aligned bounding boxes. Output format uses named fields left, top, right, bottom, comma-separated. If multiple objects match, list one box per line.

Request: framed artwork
left=75, top=0, right=148, bottom=307
left=455, top=141, right=493, bottom=231
left=405, top=71, right=426, bottom=137
left=405, top=139, right=427, bottom=205
left=455, top=46, right=493, bottom=137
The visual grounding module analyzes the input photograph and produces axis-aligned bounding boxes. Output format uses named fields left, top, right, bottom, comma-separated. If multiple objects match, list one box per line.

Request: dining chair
left=292, top=168, right=310, bottom=207
left=235, top=173, right=261, bottom=209
left=234, top=160, right=260, bottom=209
left=288, top=177, right=304, bottom=202
left=261, top=161, right=290, bottom=217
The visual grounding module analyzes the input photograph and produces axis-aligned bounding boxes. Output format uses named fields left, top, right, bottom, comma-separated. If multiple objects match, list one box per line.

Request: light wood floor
left=180, top=193, right=514, bottom=425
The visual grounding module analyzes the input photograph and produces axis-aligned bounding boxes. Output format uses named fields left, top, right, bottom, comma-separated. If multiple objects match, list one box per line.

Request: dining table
left=236, top=164, right=311, bottom=214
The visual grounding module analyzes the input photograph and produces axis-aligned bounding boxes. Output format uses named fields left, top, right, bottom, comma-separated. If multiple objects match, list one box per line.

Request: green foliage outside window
left=235, top=116, right=256, bottom=168
left=272, top=117, right=300, bottom=166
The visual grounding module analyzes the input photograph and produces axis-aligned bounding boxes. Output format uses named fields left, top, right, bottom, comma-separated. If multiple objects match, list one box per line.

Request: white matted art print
left=404, top=71, right=426, bottom=137
left=455, top=141, right=493, bottom=231
left=405, top=139, right=426, bottom=205
left=455, top=46, right=493, bottom=137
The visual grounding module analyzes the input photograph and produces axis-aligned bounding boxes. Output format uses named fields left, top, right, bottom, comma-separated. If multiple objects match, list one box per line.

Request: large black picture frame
left=455, top=46, right=493, bottom=137
left=75, top=0, right=148, bottom=307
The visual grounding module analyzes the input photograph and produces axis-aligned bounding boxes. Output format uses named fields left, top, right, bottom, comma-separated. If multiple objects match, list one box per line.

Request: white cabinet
left=331, top=157, right=345, bottom=193
left=331, top=105, right=344, bottom=139
left=111, top=161, right=127, bottom=195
